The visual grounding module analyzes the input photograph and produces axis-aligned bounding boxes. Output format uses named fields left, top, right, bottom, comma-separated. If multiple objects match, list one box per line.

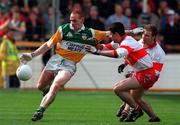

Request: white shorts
left=45, top=54, right=77, bottom=75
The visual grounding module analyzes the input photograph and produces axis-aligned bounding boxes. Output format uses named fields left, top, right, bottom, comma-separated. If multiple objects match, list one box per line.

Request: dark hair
left=144, top=24, right=158, bottom=37
left=109, top=22, right=125, bottom=36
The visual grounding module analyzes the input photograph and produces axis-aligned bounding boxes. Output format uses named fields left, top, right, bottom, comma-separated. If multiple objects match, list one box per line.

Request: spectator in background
left=25, top=11, right=43, bottom=41
left=160, top=10, right=180, bottom=46
left=105, top=3, right=131, bottom=29
left=137, top=5, right=160, bottom=29
left=85, top=6, right=105, bottom=30
left=133, top=0, right=143, bottom=18
left=42, top=6, right=53, bottom=39
left=124, top=8, right=136, bottom=29
left=9, top=5, right=26, bottom=40
left=82, top=0, right=93, bottom=18
left=0, top=28, right=20, bottom=88
left=19, top=0, right=30, bottom=24
left=0, top=0, right=12, bottom=14
left=121, top=0, right=131, bottom=10
left=95, top=0, right=114, bottom=19
left=0, top=12, right=11, bottom=39
left=158, top=0, right=174, bottom=30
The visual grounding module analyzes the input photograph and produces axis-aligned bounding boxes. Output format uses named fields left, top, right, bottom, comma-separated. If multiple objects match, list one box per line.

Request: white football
left=16, top=65, right=32, bottom=81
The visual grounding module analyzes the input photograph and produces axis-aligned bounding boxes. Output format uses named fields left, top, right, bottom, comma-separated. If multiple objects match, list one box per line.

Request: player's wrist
left=31, top=52, right=36, bottom=58
left=95, top=50, right=101, bottom=55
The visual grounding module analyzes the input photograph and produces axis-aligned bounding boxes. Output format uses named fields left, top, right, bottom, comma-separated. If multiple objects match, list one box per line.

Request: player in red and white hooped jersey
left=116, top=24, right=165, bottom=122
left=139, top=38, right=165, bottom=79
left=86, top=22, right=156, bottom=122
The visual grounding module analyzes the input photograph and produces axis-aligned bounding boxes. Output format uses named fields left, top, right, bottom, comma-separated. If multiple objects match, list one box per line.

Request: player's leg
left=40, top=70, right=72, bottom=108
left=122, top=89, right=144, bottom=122
left=36, top=69, right=55, bottom=95
left=31, top=70, right=72, bottom=121
left=113, top=77, right=142, bottom=108
left=138, top=98, right=160, bottom=122
left=116, top=71, right=133, bottom=120
left=113, top=77, right=144, bottom=122
left=131, top=89, right=160, bottom=122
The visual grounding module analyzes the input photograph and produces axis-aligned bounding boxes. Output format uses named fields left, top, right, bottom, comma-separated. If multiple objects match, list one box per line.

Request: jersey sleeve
left=116, top=47, right=129, bottom=58
left=93, top=29, right=108, bottom=42
left=105, top=43, right=115, bottom=50
left=47, top=27, right=62, bottom=48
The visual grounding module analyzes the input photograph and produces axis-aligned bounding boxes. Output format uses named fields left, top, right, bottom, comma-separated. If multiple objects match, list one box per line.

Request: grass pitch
left=0, top=89, right=180, bottom=125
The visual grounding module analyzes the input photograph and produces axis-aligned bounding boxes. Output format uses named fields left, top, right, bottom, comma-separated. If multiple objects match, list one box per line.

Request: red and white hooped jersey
left=138, top=39, right=166, bottom=75
left=104, top=35, right=153, bottom=72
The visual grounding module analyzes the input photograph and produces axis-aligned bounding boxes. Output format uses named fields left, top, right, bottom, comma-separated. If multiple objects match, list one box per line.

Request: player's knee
left=113, top=85, right=121, bottom=95
left=113, top=83, right=124, bottom=92
left=53, top=83, right=64, bottom=91
left=37, top=82, right=44, bottom=91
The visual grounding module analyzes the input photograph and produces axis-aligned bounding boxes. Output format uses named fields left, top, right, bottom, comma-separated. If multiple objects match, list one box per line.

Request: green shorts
left=45, top=54, right=77, bottom=75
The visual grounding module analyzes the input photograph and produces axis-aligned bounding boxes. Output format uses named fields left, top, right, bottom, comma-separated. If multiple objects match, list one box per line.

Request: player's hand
left=86, top=37, right=99, bottom=46
left=85, top=45, right=100, bottom=55
left=118, top=63, right=127, bottom=73
left=20, top=53, right=33, bottom=64
left=132, top=27, right=144, bottom=34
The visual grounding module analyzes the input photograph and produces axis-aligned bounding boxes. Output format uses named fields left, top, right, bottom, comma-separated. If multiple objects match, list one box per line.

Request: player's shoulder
left=121, top=36, right=139, bottom=46
left=59, top=23, right=70, bottom=30
left=156, top=43, right=166, bottom=56
left=60, top=23, right=69, bottom=27
left=58, top=23, right=71, bottom=35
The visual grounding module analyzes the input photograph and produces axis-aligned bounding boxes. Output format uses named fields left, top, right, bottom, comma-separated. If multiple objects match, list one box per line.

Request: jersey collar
left=147, top=41, right=157, bottom=49
left=118, top=34, right=127, bottom=43
left=70, top=23, right=85, bottom=32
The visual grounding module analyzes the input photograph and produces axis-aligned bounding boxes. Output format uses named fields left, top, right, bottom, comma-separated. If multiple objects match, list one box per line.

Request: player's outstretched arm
left=125, top=27, right=144, bottom=34
left=20, top=42, right=51, bottom=63
left=85, top=45, right=118, bottom=58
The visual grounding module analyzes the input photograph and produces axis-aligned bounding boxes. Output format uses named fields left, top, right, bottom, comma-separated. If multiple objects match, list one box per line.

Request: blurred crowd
left=0, top=0, right=179, bottom=52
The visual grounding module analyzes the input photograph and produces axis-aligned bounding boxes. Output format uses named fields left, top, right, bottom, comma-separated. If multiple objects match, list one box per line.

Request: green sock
left=37, top=106, right=45, bottom=113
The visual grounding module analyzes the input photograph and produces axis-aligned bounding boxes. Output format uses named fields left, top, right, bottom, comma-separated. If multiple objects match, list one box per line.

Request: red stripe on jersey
left=105, top=43, right=115, bottom=50
left=147, top=41, right=157, bottom=49
left=153, top=62, right=163, bottom=72
left=113, top=50, right=118, bottom=58
left=119, top=34, right=127, bottom=43
left=125, top=48, right=148, bottom=65
left=119, top=45, right=134, bottom=53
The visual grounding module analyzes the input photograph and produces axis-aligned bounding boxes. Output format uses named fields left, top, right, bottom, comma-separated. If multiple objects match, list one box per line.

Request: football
left=16, top=64, right=32, bottom=81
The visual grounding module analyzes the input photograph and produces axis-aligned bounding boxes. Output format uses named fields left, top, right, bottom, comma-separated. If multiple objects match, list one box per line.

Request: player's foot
left=149, top=116, right=161, bottom=122
left=119, top=111, right=128, bottom=122
left=124, top=107, right=144, bottom=122
left=116, top=103, right=126, bottom=117
left=31, top=111, right=43, bottom=121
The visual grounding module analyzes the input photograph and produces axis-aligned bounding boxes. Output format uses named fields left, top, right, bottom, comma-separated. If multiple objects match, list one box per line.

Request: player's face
left=110, top=32, right=120, bottom=43
left=142, top=30, right=155, bottom=45
left=70, top=13, right=84, bottom=31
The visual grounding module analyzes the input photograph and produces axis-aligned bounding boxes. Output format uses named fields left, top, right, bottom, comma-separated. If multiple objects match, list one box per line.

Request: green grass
left=0, top=89, right=180, bottom=125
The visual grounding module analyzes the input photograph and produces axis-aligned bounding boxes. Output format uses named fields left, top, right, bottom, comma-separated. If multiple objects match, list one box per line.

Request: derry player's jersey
left=47, top=23, right=107, bottom=62
left=105, top=35, right=153, bottom=71
left=138, top=39, right=166, bottom=75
